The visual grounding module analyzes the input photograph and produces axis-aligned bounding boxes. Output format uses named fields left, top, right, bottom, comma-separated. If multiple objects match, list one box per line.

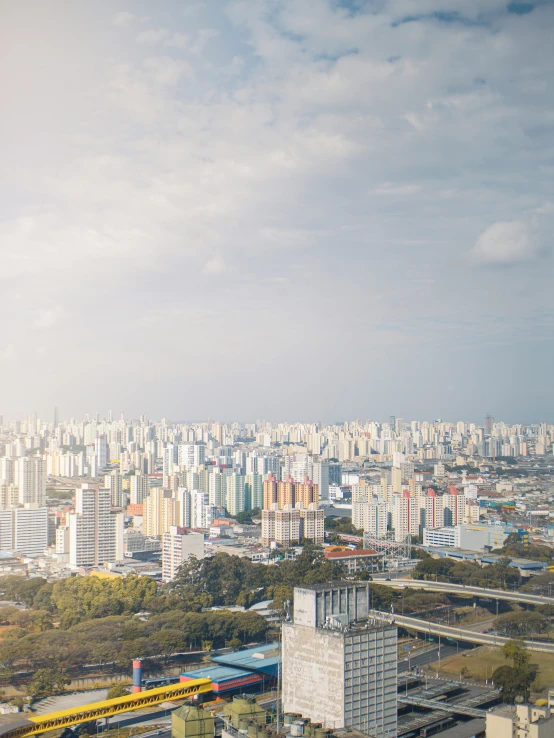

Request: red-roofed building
left=324, top=548, right=382, bottom=574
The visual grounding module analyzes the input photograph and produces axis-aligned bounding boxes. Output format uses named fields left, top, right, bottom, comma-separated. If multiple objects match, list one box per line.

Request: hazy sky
left=1, top=0, right=553, bottom=423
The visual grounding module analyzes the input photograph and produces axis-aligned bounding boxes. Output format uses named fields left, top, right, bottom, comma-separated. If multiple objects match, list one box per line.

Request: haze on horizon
left=0, top=0, right=553, bottom=423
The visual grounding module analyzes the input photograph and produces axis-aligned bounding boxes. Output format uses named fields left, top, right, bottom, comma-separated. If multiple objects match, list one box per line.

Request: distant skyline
left=1, top=410, right=549, bottom=428
left=1, top=1, right=553, bottom=421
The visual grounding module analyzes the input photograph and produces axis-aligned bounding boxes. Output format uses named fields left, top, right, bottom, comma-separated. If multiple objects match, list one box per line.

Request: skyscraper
left=17, top=457, right=46, bottom=506
left=68, top=485, right=123, bottom=567
left=484, top=414, right=494, bottom=435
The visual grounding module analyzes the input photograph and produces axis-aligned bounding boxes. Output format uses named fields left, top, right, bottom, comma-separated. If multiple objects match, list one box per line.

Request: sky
left=0, top=0, right=553, bottom=424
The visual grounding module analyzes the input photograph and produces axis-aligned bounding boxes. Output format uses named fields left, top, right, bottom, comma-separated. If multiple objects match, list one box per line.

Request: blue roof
left=212, top=643, right=280, bottom=676
left=181, top=665, right=255, bottom=683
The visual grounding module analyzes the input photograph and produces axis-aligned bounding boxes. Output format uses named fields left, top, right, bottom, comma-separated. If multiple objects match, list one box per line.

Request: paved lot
left=34, top=689, right=108, bottom=714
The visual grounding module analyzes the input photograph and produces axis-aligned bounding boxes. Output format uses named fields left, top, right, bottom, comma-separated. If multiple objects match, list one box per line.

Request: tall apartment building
left=0, top=505, right=48, bottom=554
left=17, top=457, right=46, bottom=506
left=130, top=473, right=150, bottom=505
left=283, top=583, right=397, bottom=735
left=352, top=500, right=388, bottom=537
left=208, top=467, right=230, bottom=507
left=178, top=444, right=206, bottom=470
left=95, top=435, right=109, bottom=471
left=190, top=491, right=216, bottom=529
left=261, top=502, right=324, bottom=546
left=162, top=526, right=204, bottom=583
left=263, top=474, right=319, bottom=509
left=143, top=488, right=179, bottom=537
left=261, top=504, right=300, bottom=547
left=0, top=483, right=19, bottom=509
left=68, top=485, right=124, bottom=567
left=104, top=470, right=123, bottom=507
left=226, top=473, right=246, bottom=516
left=245, top=473, right=264, bottom=509
left=298, top=502, right=325, bottom=544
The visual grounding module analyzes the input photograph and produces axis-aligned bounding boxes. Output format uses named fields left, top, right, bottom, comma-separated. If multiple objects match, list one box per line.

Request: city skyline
left=1, top=1, right=553, bottom=421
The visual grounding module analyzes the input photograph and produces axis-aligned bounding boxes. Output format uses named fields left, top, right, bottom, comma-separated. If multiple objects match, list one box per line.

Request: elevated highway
left=373, top=578, right=552, bottom=606
left=0, top=678, right=212, bottom=738
left=374, top=611, right=554, bottom=653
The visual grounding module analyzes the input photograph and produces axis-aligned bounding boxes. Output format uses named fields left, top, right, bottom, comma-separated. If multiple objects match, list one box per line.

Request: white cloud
left=470, top=221, right=540, bottom=265
left=371, top=183, right=422, bottom=196
left=203, top=255, right=227, bottom=274
left=35, top=307, right=63, bottom=329
left=143, top=57, right=194, bottom=85
left=136, top=29, right=189, bottom=48
left=113, top=12, right=136, bottom=28
left=0, top=345, right=17, bottom=363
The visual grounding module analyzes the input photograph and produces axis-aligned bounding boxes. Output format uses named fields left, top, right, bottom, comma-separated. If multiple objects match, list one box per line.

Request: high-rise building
left=68, top=485, right=124, bottom=567
left=0, top=505, right=48, bottom=554
left=130, top=473, right=150, bottom=505
left=484, top=414, right=494, bottom=436
left=14, top=506, right=49, bottom=555
left=17, top=457, right=46, bottom=506
left=283, top=583, right=397, bottom=736
left=178, top=444, right=206, bottom=470
left=190, top=491, right=216, bottom=529
left=245, top=473, right=264, bottom=509
left=261, top=504, right=300, bottom=547
left=143, top=488, right=179, bottom=537
left=95, top=436, right=109, bottom=472
left=312, top=461, right=329, bottom=501
left=104, top=471, right=123, bottom=507
left=226, top=473, right=246, bottom=516
left=297, top=502, right=325, bottom=544
left=162, top=526, right=204, bottom=583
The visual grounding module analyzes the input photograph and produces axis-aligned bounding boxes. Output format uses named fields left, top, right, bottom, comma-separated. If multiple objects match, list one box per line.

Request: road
left=372, top=577, right=553, bottom=607
left=398, top=645, right=459, bottom=672
left=377, top=611, right=554, bottom=653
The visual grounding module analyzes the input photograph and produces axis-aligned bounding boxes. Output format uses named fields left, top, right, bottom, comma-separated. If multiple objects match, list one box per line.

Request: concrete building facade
left=282, top=583, right=397, bottom=736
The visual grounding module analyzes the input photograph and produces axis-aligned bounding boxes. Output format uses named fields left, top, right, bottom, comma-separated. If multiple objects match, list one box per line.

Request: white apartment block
left=17, top=457, right=46, bottom=506
left=68, top=485, right=124, bottom=567
left=353, top=500, right=388, bottom=537
left=178, top=444, right=206, bottom=470
left=0, top=506, right=48, bottom=555
left=226, top=473, right=246, bottom=516
left=162, top=526, right=204, bottom=582
left=130, top=473, right=150, bottom=505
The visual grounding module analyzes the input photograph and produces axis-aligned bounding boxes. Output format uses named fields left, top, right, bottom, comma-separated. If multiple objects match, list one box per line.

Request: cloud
left=0, top=345, right=17, bottom=363
left=35, top=307, right=63, bottom=329
left=470, top=221, right=540, bottom=265
left=143, top=57, right=194, bottom=85
left=371, top=183, right=422, bottom=196
left=202, top=255, right=227, bottom=274
left=113, top=12, right=136, bottom=28
left=136, top=29, right=189, bottom=48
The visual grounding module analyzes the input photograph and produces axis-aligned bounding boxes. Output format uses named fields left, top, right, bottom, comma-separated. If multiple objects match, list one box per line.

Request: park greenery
left=412, top=556, right=520, bottom=588
left=0, top=547, right=345, bottom=683
left=493, top=641, right=537, bottom=702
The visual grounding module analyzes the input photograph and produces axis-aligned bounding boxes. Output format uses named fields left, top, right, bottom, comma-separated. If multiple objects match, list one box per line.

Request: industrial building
left=180, top=665, right=264, bottom=695
left=212, top=642, right=280, bottom=678
left=282, top=582, right=397, bottom=736
left=422, top=523, right=510, bottom=551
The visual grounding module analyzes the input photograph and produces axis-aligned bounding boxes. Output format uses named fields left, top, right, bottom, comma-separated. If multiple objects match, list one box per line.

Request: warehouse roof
left=212, top=643, right=280, bottom=675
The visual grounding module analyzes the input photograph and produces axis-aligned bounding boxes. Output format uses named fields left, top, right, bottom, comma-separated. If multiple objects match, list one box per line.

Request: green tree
left=494, top=611, right=547, bottom=637
left=494, top=640, right=536, bottom=702
left=28, top=668, right=71, bottom=699
left=107, top=684, right=130, bottom=700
